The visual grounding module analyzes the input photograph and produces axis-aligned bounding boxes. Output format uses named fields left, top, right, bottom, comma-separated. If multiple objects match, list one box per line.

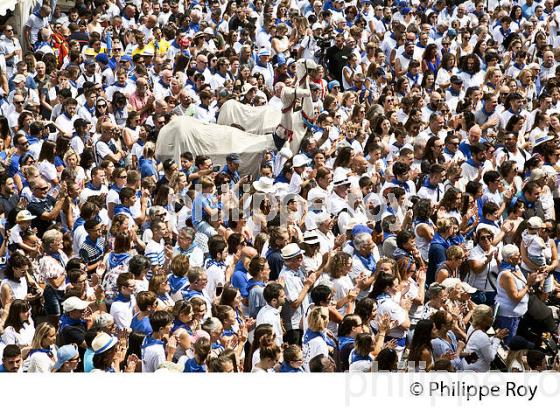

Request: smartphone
left=212, top=165, right=221, bottom=172
left=216, top=284, right=224, bottom=297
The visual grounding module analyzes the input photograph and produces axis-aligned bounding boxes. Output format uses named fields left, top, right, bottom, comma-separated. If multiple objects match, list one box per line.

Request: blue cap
left=402, top=7, right=411, bottom=14
left=258, top=48, right=271, bottom=57
left=120, top=54, right=132, bottom=62
left=276, top=53, right=287, bottom=66
left=54, top=344, right=79, bottom=370
left=447, top=28, right=457, bottom=37
left=95, top=53, right=109, bottom=64
left=328, top=80, right=340, bottom=91
left=352, top=224, right=373, bottom=236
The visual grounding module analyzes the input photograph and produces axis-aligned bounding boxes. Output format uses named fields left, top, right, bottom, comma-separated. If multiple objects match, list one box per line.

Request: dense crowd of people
left=1, top=0, right=560, bottom=373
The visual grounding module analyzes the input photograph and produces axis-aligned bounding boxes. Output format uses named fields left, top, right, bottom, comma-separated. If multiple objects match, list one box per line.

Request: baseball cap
left=258, top=48, right=271, bottom=57
left=54, top=344, right=80, bottom=371
left=226, top=153, right=241, bottom=164
left=352, top=224, right=373, bottom=236
left=62, top=296, right=90, bottom=313
left=328, top=80, right=340, bottom=91
left=450, top=75, right=463, bottom=84
left=527, top=216, right=545, bottom=229
left=13, top=74, right=26, bottom=84
left=292, top=154, right=311, bottom=168
left=95, top=53, right=109, bottom=65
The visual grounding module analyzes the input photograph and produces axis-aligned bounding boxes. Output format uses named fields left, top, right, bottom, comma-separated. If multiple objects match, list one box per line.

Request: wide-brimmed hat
left=92, top=332, right=119, bottom=355
left=281, top=243, right=304, bottom=259
left=303, top=230, right=320, bottom=245
left=16, top=210, right=36, bottom=222
left=253, top=177, right=275, bottom=193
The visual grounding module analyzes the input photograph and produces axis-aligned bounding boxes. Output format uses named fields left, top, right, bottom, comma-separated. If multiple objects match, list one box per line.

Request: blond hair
left=471, top=304, right=493, bottom=328
left=31, top=322, right=55, bottom=349
left=307, top=306, right=329, bottom=332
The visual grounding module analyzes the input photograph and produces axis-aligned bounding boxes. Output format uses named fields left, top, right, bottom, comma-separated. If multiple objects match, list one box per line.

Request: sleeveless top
left=413, top=220, right=432, bottom=261
left=1, top=277, right=27, bottom=300
left=495, top=268, right=528, bottom=318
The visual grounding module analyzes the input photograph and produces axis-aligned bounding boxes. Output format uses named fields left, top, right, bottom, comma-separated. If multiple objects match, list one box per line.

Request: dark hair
left=408, top=319, right=434, bottom=365
left=396, top=230, right=414, bottom=249
left=309, top=354, right=331, bottom=372
left=208, top=235, right=227, bottom=259
left=4, top=299, right=31, bottom=332
left=263, top=282, right=283, bottom=303
left=4, top=254, right=31, bottom=282
left=219, top=284, right=239, bottom=307
left=482, top=201, right=499, bottom=218
left=149, top=310, right=173, bottom=333
left=310, top=285, right=332, bottom=305
left=375, top=348, right=398, bottom=371
left=355, top=298, right=375, bottom=324
left=431, top=310, right=450, bottom=330
left=136, top=291, right=157, bottom=312
left=338, top=314, right=361, bottom=337
left=2, top=344, right=21, bottom=359
left=129, top=255, right=150, bottom=277
left=369, top=273, right=397, bottom=299
left=526, top=349, right=546, bottom=370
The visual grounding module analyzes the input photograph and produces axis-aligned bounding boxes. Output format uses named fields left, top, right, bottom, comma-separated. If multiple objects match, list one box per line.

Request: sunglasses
left=479, top=235, right=493, bottom=241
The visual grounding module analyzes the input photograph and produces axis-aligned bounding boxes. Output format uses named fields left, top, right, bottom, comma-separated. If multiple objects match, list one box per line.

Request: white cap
left=527, top=216, right=545, bottom=229
left=61, top=296, right=90, bottom=313
left=292, top=154, right=311, bottom=168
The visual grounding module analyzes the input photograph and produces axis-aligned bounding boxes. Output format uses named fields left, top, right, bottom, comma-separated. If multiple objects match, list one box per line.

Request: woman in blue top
left=426, top=218, right=454, bottom=285
left=431, top=311, right=466, bottom=371
left=184, top=337, right=211, bottom=373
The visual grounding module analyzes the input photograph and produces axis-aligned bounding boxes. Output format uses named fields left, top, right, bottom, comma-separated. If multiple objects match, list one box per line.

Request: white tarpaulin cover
left=156, top=116, right=276, bottom=175
left=0, top=0, right=18, bottom=15
left=217, top=99, right=282, bottom=135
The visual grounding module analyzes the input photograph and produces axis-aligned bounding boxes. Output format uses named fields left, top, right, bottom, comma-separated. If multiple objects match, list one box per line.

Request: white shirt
left=27, top=348, right=56, bottom=373
left=302, top=335, right=329, bottom=371
left=464, top=327, right=501, bottom=372
left=256, top=304, right=283, bottom=346
left=204, top=262, right=226, bottom=300
left=142, top=341, right=166, bottom=373
left=109, top=295, right=137, bottom=330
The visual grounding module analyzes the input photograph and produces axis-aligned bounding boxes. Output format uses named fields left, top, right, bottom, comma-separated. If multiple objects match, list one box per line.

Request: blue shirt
left=191, top=193, right=216, bottom=226
left=131, top=313, right=153, bottom=335
left=231, top=261, right=250, bottom=298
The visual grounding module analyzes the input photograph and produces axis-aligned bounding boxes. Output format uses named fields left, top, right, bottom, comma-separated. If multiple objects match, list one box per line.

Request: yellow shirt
left=148, top=38, right=170, bottom=56
left=131, top=45, right=155, bottom=56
